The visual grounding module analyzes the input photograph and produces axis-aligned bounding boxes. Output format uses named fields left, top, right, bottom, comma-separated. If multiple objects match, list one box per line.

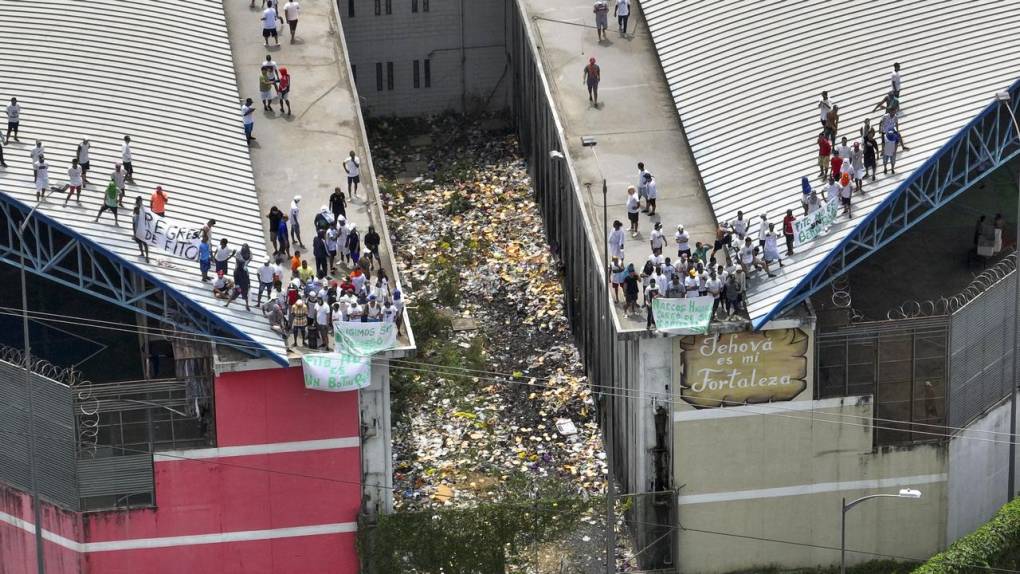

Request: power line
left=3, top=306, right=1019, bottom=447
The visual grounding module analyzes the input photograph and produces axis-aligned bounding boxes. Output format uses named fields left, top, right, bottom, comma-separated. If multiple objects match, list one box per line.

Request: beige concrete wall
left=672, top=395, right=948, bottom=573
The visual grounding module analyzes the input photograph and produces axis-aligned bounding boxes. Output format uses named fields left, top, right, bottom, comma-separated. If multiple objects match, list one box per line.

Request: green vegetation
left=911, top=497, right=1020, bottom=573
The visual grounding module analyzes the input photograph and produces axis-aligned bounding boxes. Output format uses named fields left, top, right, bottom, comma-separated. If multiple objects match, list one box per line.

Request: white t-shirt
left=262, top=7, right=278, bottom=29
left=382, top=305, right=397, bottom=323
left=6, top=104, right=19, bottom=122
left=706, top=278, right=722, bottom=297
left=615, top=0, right=630, bottom=16
left=891, top=70, right=901, bottom=92
left=284, top=1, right=301, bottom=20
left=647, top=253, right=665, bottom=267
left=731, top=218, right=747, bottom=237
left=30, top=146, right=44, bottom=163
left=880, top=114, right=896, bottom=134
left=675, top=231, right=689, bottom=252
left=739, top=245, right=754, bottom=265
left=257, top=264, right=276, bottom=284
left=626, top=194, right=639, bottom=214
left=645, top=179, right=657, bottom=199
left=344, top=157, right=360, bottom=177
left=290, top=203, right=300, bottom=221
left=649, top=229, right=666, bottom=250
left=67, top=166, right=82, bottom=186
left=839, top=184, right=852, bottom=199
left=637, top=169, right=648, bottom=191
left=35, top=163, right=48, bottom=186
left=818, top=98, right=832, bottom=122
left=242, top=104, right=255, bottom=125
left=757, top=219, right=769, bottom=241
left=121, top=142, right=132, bottom=162
left=315, top=302, right=330, bottom=324
left=835, top=144, right=851, bottom=160
left=77, top=144, right=90, bottom=164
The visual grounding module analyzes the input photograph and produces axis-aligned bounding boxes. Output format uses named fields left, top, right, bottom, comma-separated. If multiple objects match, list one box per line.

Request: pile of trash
left=370, top=115, right=608, bottom=510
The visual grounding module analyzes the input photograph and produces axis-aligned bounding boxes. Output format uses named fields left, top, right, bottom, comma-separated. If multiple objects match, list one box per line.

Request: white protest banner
left=302, top=352, right=372, bottom=392
left=134, top=207, right=204, bottom=260
left=793, top=197, right=840, bottom=246
left=334, top=321, right=397, bottom=356
left=651, top=296, right=715, bottom=335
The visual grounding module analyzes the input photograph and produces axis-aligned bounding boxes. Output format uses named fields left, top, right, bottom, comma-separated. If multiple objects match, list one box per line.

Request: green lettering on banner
left=303, top=321, right=399, bottom=393
left=334, top=321, right=397, bottom=356
left=794, top=198, right=840, bottom=246
left=651, top=296, right=714, bottom=335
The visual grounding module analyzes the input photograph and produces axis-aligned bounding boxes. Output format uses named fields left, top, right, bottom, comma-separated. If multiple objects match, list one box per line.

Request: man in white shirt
left=644, top=173, right=658, bottom=216
left=283, top=0, right=301, bottom=42
left=343, top=150, right=361, bottom=198
left=649, top=221, right=667, bottom=255
left=256, top=260, right=276, bottom=306
left=290, top=195, right=304, bottom=248
left=242, top=98, right=256, bottom=143
left=890, top=62, right=901, bottom=97
left=262, top=1, right=280, bottom=46
left=608, top=220, right=625, bottom=261
left=5, top=97, right=20, bottom=144
left=636, top=161, right=649, bottom=211
left=675, top=224, right=690, bottom=257
left=121, top=135, right=134, bottom=182
left=29, top=140, right=44, bottom=180
left=625, top=185, right=640, bottom=237
left=614, top=0, right=630, bottom=34
left=34, top=157, right=48, bottom=201
left=757, top=213, right=769, bottom=248
left=315, top=299, right=331, bottom=349
left=730, top=210, right=748, bottom=240
left=818, top=91, right=832, bottom=130
left=834, top=137, right=851, bottom=163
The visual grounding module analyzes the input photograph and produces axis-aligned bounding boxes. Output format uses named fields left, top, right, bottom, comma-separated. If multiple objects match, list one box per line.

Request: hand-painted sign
left=334, top=321, right=397, bottom=356
left=302, top=352, right=371, bottom=392
left=134, top=207, right=203, bottom=260
left=793, top=198, right=840, bottom=246
left=652, top=296, right=715, bottom=335
left=679, top=329, right=809, bottom=408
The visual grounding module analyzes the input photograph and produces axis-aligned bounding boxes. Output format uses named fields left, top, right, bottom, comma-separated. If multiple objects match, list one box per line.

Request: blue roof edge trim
left=752, top=76, right=1020, bottom=330
left=0, top=191, right=288, bottom=367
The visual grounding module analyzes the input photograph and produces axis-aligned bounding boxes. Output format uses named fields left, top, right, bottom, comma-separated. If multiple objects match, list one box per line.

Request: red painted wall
left=0, top=366, right=362, bottom=574
left=0, top=483, right=83, bottom=574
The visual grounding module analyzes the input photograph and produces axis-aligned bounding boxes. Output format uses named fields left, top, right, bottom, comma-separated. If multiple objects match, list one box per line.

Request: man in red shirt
left=817, top=131, right=831, bottom=180
left=782, top=209, right=797, bottom=255
left=829, top=149, right=843, bottom=181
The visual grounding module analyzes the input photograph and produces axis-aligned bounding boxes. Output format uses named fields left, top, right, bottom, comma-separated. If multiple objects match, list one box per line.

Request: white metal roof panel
left=641, top=0, right=1020, bottom=328
left=2, top=1, right=285, bottom=362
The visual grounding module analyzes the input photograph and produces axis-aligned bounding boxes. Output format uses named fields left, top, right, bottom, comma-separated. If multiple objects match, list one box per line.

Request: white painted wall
left=946, top=393, right=1015, bottom=542
left=339, top=0, right=509, bottom=116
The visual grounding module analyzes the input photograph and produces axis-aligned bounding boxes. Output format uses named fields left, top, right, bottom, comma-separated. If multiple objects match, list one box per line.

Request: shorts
left=279, top=88, right=290, bottom=101
left=263, top=27, right=278, bottom=39
left=215, top=259, right=228, bottom=273
left=347, top=175, right=360, bottom=185
left=68, top=185, right=81, bottom=193
left=270, top=230, right=278, bottom=242
left=840, top=196, right=851, bottom=206
left=260, top=90, right=273, bottom=101
left=7, top=121, right=17, bottom=131
left=627, top=211, right=639, bottom=223
left=200, top=259, right=211, bottom=274
left=818, top=155, right=828, bottom=170
left=288, top=19, right=298, bottom=32
left=595, top=12, right=608, bottom=27
left=80, top=161, right=90, bottom=171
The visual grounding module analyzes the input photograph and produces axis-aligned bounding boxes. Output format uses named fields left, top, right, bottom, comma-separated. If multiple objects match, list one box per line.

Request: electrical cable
left=3, top=305, right=1019, bottom=446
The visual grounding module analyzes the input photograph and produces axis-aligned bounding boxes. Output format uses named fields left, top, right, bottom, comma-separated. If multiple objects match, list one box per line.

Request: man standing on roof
left=816, top=131, right=830, bottom=180
left=583, top=57, right=601, bottom=106
left=225, top=261, right=252, bottom=311
left=890, top=62, right=901, bottom=97
left=283, top=0, right=300, bottom=43
left=121, top=135, right=134, bottom=183
left=343, top=151, right=361, bottom=199
left=256, top=260, right=276, bottom=306
left=242, top=98, right=256, bottom=143
left=880, top=108, right=909, bottom=152
left=30, top=140, right=44, bottom=180
left=76, top=139, right=91, bottom=185
left=34, top=155, right=48, bottom=201
left=215, top=238, right=235, bottom=275
left=4, top=97, right=19, bottom=144
left=94, top=178, right=120, bottom=225
left=824, top=105, right=839, bottom=145
left=150, top=186, right=168, bottom=217
left=111, top=163, right=126, bottom=205
left=62, top=158, right=83, bottom=205
left=290, top=195, right=304, bottom=248
left=614, top=0, right=630, bottom=34
left=313, top=229, right=328, bottom=278
left=593, top=0, right=609, bottom=40
left=262, top=0, right=280, bottom=47
left=818, top=91, right=832, bottom=129
left=625, top=185, right=640, bottom=237
left=329, top=186, right=347, bottom=221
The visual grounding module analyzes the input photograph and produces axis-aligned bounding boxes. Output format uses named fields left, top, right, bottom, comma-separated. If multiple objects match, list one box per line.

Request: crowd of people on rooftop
left=603, top=62, right=910, bottom=330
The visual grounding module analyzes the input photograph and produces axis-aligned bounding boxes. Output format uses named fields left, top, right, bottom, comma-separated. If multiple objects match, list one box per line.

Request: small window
left=413, top=60, right=421, bottom=88
left=423, top=0, right=429, bottom=11
left=385, top=0, right=392, bottom=14
left=348, top=0, right=355, bottom=17
left=376, top=63, right=383, bottom=91
left=412, top=0, right=418, bottom=12
left=424, top=59, right=431, bottom=88
left=386, top=62, right=394, bottom=90
left=375, top=0, right=381, bottom=15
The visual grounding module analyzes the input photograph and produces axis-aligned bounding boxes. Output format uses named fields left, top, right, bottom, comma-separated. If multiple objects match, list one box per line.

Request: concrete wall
left=946, top=392, right=1015, bottom=543
left=673, top=395, right=948, bottom=573
left=0, top=484, right=84, bottom=574
left=340, top=0, right=509, bottom=116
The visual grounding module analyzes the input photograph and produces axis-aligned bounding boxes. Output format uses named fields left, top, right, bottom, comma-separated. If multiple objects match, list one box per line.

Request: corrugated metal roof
left=642, top=0, right=1020, bottom=328
left=1, top=1, right=285, bottom=362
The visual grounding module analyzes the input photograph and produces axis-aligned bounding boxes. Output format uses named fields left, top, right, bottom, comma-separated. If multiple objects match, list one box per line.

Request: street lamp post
left=840, top=489, right=921, bottom=574
left=15, top=199, right=46, bottom=574
left=996, top=90, right=1020, bottom=503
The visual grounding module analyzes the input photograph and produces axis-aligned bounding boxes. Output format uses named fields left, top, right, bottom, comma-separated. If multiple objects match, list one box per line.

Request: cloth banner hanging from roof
left=652, top=296, right=714, bottom=335
left=793, top=197, right=840, bottom=246
left=134, top=206, right=204, bottom=260
left=334, top=321, right=398, bottom=356
left=302, top=352, right=372, bottom=392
